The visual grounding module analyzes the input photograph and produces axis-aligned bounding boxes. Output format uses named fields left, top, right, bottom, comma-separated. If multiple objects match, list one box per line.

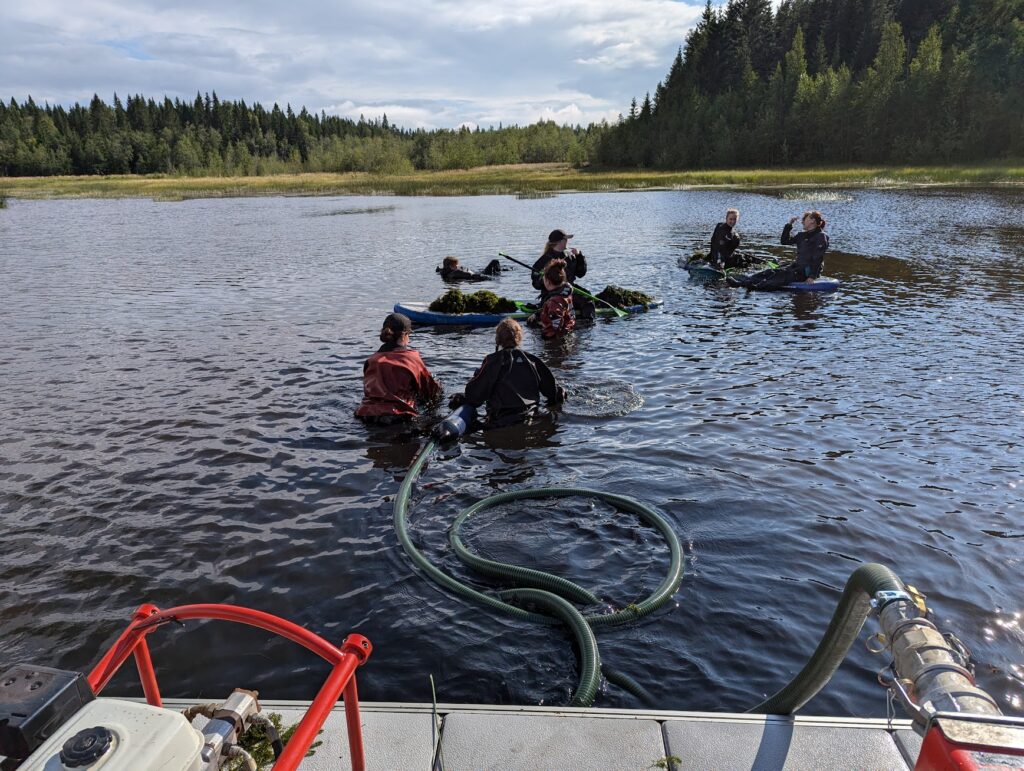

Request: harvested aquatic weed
left=596, top=285, right=654, bottom=309
left=429, top=288, right=518, bottom=313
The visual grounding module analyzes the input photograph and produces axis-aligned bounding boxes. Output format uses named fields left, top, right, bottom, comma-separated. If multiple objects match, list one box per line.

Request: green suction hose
left=748, top=563, right=905, bottom=714
left=393, top=440, right=685, bottom=706
left=499, top=588, right=601, bottom=707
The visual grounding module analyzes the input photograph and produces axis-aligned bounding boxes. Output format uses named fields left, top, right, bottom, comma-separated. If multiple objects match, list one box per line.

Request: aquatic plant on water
left=596, top=285, right=654, bottom=309
left=429, top=288, right=518, bottom=314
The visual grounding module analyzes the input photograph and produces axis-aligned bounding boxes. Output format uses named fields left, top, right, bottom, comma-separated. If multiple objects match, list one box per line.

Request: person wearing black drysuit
left=531, top=228, right=595, bottom=319
left=708, top=208, right=743, bottom=268
left=729, top=211, right=829, bottom=290
left=438, top=256, right=503, bottom=282
left=449, top=318, right=566, bottom=428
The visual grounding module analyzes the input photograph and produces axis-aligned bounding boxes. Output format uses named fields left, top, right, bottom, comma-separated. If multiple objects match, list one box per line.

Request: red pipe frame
left=87, top=603, right=372, bottom=771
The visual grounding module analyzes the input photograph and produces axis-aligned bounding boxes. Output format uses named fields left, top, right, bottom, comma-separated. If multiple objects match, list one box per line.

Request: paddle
left=498, top=251, right=628, bottom=318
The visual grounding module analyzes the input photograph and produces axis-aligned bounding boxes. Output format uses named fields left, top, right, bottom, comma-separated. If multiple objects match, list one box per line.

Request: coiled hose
left=393, top=440, right=684, bottom=706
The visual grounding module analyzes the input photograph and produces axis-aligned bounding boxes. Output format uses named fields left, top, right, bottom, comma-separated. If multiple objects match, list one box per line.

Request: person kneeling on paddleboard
left=728, top=211, right=829, bottom=290
left=531, top=228, right=595, bottom=319
left=437, top=255, right=503, bottom=283
left=356, top=313, right=442, bottom=424
left=448, top=318, right=566, bottom=429
left=701, top=207, right=763, bottom=270
left=528, top=259, right=576, bottom=339
left=708, top=208, right=741, bottom=269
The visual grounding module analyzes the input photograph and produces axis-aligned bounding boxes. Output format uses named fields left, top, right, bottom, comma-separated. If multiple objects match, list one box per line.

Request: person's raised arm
left=781, top=216, right=799, bottom=245
left=573, top=249, right=588, bottom=279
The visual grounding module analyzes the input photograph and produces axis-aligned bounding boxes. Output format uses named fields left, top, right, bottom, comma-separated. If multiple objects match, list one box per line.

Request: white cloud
left=1, top=0, right=705, bottom=128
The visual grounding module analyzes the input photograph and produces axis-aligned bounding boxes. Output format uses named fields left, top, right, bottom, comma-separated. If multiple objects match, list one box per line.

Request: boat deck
left=172, top=700, right=923, bottom=770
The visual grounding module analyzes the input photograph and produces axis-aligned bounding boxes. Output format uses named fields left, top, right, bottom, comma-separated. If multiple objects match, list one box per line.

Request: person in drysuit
left=355, top=313, right=442, bottom=424
left=530, top=259, right=575, bottom=339
left=531, top=228, right=595, bottom=319
left=728, top=211, right=829, bottom=290
left=448, top=318, right=566, bottom=428
left=438, top=256, right=503, bottom=282
left=708, top=208, right=742, bottom=268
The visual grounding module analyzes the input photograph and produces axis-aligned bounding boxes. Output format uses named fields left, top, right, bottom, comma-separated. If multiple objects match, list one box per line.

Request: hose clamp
left=871, top=590, right=912, bottom=611
left=886, top=615, right=939, bottom=646
left=914, top=661, right=977, bottom=685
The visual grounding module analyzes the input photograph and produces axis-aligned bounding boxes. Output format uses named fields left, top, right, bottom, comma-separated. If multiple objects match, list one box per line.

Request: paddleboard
left=394, top=300, right=663, bottom=326
left=782, top=277, right=841, bottom=292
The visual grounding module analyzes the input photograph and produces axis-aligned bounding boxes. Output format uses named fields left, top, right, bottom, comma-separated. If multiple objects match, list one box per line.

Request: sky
left=1, top=0, right=710, bottom=129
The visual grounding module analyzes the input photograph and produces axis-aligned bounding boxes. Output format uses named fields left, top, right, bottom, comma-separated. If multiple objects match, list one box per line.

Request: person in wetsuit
left=355, top=313, right=442, bottom=424
left=531, top=229, right=595, bottom=319
left=708, top=208, right=742, bottom=268
left=438, top=256, right=503, bottom=282
left=728, top=211, right=829, bottom=290
left=449, top=318, right=566, bottom=428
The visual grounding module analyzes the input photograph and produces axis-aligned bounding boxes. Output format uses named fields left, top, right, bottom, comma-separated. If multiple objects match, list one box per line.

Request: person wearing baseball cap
left=356, top=313, right=442, bottom=423
left=531, top=228, right=595, bottom=319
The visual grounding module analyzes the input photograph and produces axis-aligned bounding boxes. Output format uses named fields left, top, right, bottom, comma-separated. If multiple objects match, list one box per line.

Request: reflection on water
left=0, top=188, right=1022, bottom=716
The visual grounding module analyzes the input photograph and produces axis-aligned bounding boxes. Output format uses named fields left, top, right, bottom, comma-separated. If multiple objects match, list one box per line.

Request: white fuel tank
left=18, top=698, right=204, bottom=771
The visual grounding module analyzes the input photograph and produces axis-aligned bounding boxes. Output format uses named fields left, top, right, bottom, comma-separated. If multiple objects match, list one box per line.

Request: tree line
left=597, top=0, right=1024, bottom=167
left=0, top=93, right=605, bottom=176
left=2, top=0, right=1021, bottom=176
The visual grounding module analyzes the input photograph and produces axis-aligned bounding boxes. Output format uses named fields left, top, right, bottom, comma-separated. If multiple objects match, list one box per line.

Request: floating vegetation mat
left=428, top=288, right=519, bottom=313
left=309, top=205, right=397, bottom=217
left=778, top=190, right=855, bottom=202
left=596, top=285, right=655, bottom=308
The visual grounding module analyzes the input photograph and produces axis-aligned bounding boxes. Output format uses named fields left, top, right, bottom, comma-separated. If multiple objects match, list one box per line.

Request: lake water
left=0, top=188, right=1021, bottom=717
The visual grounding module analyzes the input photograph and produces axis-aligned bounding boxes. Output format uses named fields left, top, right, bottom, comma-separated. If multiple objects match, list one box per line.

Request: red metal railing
left=88, top=603, right=372, bottom=771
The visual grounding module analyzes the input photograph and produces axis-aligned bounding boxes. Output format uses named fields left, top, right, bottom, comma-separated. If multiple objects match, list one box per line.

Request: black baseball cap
left=382, top=312, right=412, bottom=334
left=548, top=229, right=573, bottom=242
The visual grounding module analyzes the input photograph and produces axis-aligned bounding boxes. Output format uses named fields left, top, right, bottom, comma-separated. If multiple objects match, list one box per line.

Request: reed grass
left=2, top=163, right=1021, bottom=201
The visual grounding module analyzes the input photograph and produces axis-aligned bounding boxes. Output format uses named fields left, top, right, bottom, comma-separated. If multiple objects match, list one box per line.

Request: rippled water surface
left=1, top=189, right=1021, bottom=716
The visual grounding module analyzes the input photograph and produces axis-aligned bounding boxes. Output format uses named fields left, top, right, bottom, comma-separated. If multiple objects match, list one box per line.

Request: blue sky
left=1, top=0, right=709, bottom=128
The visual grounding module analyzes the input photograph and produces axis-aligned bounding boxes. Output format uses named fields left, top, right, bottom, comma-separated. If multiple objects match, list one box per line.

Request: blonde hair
left=726, top=208, right=739, bottom=219
left=495, top=318, right=523, bottom=348
left=541, top=240, right=559, bottom=258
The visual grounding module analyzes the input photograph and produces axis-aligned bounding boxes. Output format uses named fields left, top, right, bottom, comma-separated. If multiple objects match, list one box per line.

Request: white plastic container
left=19, top=698, right=204, bottom=771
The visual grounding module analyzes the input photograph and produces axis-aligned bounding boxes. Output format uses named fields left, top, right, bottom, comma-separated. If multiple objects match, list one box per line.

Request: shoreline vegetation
left=2, top=163, right=1022, bottom=202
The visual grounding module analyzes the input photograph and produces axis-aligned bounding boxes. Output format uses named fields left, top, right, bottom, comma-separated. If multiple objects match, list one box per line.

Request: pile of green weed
left=429, top=288, right=518, bottom=313
left=232, top=712, right=322, bottom=770
left=596, top=285, right=654, bottom=309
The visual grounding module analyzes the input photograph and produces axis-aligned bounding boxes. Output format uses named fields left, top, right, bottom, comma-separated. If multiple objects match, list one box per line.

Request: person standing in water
left=448, top=318, right=566, bottom=428
left=728, top=211, right=829, bottom=290
left=531, top=228, right=595, bottom=319
left=356, top=313, right=442, bottom=423
left=533, top=259, right=576, bottom=339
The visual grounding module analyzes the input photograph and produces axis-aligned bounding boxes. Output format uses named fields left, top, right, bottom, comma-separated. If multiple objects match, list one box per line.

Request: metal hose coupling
left=870, top=587, right=1002, bottom=725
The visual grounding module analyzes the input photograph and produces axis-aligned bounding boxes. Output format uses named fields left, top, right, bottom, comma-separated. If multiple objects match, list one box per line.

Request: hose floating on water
left=393, top=439, right=684, bottom=706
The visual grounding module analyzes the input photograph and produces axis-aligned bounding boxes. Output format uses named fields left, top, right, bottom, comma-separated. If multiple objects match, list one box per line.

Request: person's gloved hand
left=448, top=392, right=467, bottom=410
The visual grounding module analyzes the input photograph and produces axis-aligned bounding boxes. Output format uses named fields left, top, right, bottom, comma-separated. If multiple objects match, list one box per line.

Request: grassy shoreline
left=2, top=163, right=1022, bottom=201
